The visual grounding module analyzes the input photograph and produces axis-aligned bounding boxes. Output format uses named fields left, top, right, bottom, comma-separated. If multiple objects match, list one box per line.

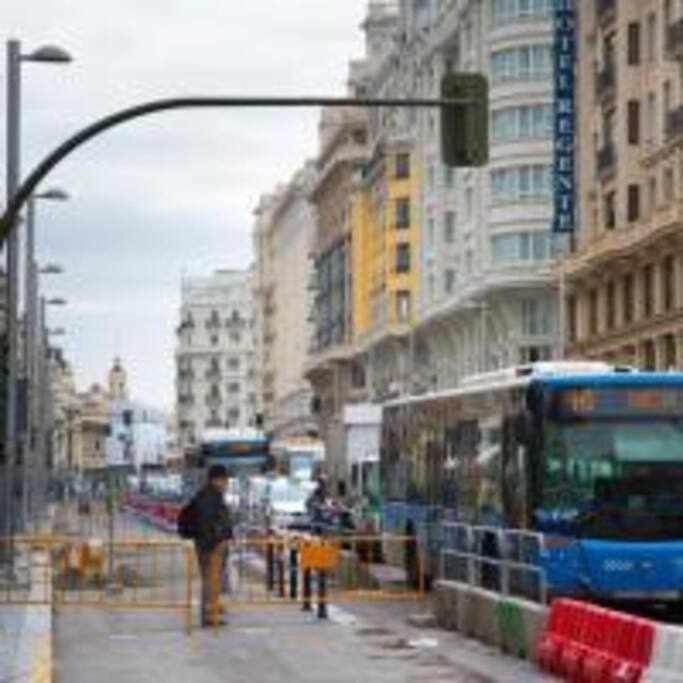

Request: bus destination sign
left=556, top=387, right=683, bottom=417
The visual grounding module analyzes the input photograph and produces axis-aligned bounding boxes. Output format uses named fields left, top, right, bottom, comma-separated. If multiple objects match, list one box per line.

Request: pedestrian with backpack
left=178, top=464, right=233, bottom=627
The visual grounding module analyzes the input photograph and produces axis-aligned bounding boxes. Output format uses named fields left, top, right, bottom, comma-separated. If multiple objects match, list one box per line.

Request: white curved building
left=413, top=0, right=560, bottom=391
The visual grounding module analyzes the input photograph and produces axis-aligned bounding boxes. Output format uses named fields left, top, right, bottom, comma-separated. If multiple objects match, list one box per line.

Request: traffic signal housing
left=441, top=73, right=489, bottom=168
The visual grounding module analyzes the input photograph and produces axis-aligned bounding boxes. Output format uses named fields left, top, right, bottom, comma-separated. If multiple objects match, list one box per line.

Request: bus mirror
left=514, top=412, right=533, bottom=446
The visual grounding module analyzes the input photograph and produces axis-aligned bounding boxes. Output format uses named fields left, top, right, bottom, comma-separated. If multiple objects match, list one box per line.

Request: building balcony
left=596, top=0, right=615, bottom=27
left=667, top=18, right=683, bottom=59
left=594, top=63, right=616, bottom=103
left=204, top=370, right=221, bottom=380
left=596, top=142, right=617, bottom=180
left=205, top=395, right=222, bottom=408
left=177, top=370, right=194, bottom=381
left=178, top=394, right=195, bottom=406
left=666, top=106, right=683, bottom=141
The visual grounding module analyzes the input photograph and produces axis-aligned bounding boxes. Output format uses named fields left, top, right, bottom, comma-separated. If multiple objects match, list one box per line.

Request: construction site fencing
left=1, top=532, right=424, bottom=632
left=440, top=522, right=547, bottom=604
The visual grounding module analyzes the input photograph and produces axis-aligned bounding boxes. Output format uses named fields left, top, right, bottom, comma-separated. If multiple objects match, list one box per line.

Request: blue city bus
left=380, top=362, right=683, bottom=603
left=199, top=428, right=274, bottom=476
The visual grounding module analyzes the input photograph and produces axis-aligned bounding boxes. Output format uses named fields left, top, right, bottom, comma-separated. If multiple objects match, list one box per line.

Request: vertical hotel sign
left=553, top=0, right=576, bottom=233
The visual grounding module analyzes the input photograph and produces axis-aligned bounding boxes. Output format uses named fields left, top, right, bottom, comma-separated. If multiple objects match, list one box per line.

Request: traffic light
left=441, top=73, right=489, bottom=168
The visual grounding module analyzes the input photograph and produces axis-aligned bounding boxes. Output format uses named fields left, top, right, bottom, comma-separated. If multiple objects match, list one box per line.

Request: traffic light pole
left=0, top=92, right=475, bottom=241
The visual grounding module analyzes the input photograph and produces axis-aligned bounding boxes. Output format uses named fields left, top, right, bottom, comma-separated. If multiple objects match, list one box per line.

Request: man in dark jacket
left=193, top=464, right=233, bottom=627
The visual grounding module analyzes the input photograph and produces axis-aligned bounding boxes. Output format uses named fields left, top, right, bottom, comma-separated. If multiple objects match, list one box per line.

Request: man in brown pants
left=192, top=465, right=233, bottom=627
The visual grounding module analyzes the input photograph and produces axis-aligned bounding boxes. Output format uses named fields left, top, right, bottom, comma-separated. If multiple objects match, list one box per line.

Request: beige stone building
left=252, top=163, right=318, bottom=438
left=564, top=0, right=683, bottom=369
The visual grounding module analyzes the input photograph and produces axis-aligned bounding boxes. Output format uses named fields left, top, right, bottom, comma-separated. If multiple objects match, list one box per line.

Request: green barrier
left=496, top=599, right=526, bottom=658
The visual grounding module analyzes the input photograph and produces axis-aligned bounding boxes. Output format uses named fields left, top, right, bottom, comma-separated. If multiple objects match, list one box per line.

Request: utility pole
left=4, top=40, right=21, bottom=564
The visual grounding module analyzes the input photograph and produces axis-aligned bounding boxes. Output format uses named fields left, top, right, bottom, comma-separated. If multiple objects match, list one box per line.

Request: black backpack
left=177, top=499, right=198, bottom=539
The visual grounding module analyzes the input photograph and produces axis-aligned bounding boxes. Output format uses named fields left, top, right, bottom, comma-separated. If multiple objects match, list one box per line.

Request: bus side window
left=502, top=416, right=526, bottom=528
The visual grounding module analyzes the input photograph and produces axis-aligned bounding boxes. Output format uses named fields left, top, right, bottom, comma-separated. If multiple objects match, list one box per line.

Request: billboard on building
left=553, top=0, right=576, bottom=234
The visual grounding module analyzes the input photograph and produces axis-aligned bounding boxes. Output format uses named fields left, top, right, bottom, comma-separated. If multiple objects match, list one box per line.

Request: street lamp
left=4, top=39, right=72, bottom=551
left=23, top=45, right=72, bottom=64
left=39, top=263, right=64, bottom=275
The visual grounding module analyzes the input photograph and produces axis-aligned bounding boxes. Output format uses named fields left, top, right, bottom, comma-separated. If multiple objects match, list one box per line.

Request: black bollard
left=277, top=546, right=286, bottom=598
left=317, top=570, right=328, bottom=620
left=266, top=537, right=274, bottom=592
left=302, top=568, right=312, bottom=612
left=289, top=547, right=298, bottom=600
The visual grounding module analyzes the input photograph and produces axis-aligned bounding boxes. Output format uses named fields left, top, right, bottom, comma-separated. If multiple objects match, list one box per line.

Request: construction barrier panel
left=1, top=536, right=195, bottom=633
left=644, top=623, right=683, bottom=682
left=537, top=598, right=655, bottom=683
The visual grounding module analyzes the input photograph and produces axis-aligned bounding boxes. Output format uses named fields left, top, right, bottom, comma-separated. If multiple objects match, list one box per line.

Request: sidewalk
left=0, top=548, right=53, bottom=683
left=52, top=598, right=556, bottom=683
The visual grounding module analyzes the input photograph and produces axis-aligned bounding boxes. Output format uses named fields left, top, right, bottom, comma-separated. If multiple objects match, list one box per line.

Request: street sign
left=441, top=73, right=489, bottom=168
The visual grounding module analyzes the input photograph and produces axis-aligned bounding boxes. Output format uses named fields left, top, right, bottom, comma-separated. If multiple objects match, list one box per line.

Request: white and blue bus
left=198, top=428, right=273, bottom=475
left=381, top=362, right=683, bottom=603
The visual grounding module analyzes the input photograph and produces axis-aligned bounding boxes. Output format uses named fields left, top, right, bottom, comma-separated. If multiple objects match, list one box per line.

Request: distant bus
left=381, top=362, right=683, bottom=603
left=199, top=428, right=274, bottom=476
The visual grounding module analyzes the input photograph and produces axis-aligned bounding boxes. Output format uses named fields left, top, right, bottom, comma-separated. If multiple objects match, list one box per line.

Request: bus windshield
left=538, top=418, right=683, bottom=540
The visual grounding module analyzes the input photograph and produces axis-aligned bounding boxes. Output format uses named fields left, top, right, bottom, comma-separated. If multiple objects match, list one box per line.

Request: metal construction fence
left=0, top=532, right=425, bottom=632
left=440, top=522, right=548, bottom=604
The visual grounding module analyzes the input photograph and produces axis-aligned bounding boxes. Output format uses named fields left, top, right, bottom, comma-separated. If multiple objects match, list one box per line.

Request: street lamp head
left=23, top=45, right=73, bottom=64
left=36, top=188, right=69, bottom=202
left=39, top=263, right=65, bottom=275
left=46, top=297, right=67, bottom=306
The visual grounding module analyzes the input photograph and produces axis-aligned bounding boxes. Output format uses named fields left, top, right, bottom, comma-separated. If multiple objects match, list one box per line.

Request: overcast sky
left=3, top=0, right=368, bottom=411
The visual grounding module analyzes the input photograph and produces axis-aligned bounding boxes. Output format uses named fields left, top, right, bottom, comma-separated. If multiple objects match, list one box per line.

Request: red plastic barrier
left=537, top=599, right=654, bottom=683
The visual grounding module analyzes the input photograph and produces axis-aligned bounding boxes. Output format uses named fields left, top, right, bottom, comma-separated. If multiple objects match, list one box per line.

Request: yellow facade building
left=352, top=145, right=420, bottom=348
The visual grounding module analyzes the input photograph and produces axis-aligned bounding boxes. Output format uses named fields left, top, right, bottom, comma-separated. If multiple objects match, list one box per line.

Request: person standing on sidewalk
left=192, top=465, right=233, bottom=627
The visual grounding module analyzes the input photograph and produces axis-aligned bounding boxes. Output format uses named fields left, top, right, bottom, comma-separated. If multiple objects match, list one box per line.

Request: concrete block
left=469, top=587, right=501, bottom=647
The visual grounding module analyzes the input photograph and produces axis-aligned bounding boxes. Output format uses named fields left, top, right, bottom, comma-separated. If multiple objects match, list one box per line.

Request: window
left=427, top=218, right=435, bottom=246
left=589, top=289, right=599, bottom=336
left=228, top=407, right=240, bottom=421
left=228, top=382, right=240, bottom=393
left=490, top=44, right=552, bottom=84
left=211, top=334, right=219, bottom=346
left=491, top=0, right=553, bottom=27
left=395, top=153, right=410, bottom=179
left=396, top=243, right=411, bottom=273
left=230, top=332, right=241, bottom=344
left=444, top=269, right=456, bottom=293
left=490, top=165, right=551, bottom=203
left=228, top=357, right=240, bottom=370
left=395, top=198, right=410, bottom=229
left=606, top=281, right=615, bottom=330
left=643, top=339, right=657, bottom=370
left=627, top=184, right=640, bottom=222
left=664, top=167, right=675, bottom=202
left=664, top=333, right=677, bottom=370
left=649, top=175, right=657, bottom=214
left=465, top=187, right=474, bottom=221
left=521, top=298, right=554, bottom=336
left=396, top=290, right=411, bottom=321
left=643, top=264, right=654, bottom=318
left=627, top=22, right=641, bottom=65
left=623, top=273, right=634, bottom=324
left=444, top=165, right=454, bottom=187
left=567, top=295, right=577, bottom=343
left=627, top=100, right=640, bottom=145
left=646, top=92, right=656, bottom=144
left=444, top=211, right=456, bottom=242
left=491, top=231, right=550, bottom=264
left=491, top=104, right=553, bottom=143
left=647, top=12, right=656, bottom=62
left=663, top=255, right=675, bottom=311
left=605, top=192, right=617, bottom=230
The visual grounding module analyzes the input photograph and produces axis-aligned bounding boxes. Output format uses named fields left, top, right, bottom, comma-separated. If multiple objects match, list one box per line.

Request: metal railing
left=440, top=522, right=548, bottom=604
